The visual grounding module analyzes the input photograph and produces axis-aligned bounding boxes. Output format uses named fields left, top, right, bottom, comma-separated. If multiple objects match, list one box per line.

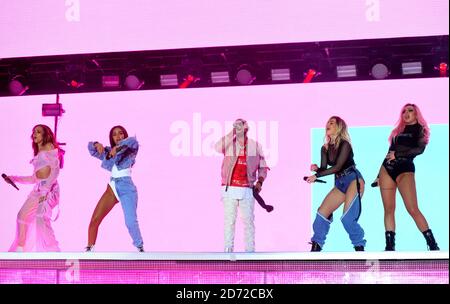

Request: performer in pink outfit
left=6, top=124, right=63, bottom=252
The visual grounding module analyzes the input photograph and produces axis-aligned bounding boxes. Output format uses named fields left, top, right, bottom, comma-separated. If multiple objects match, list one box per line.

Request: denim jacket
left=88, top=136, right=139, bottom=171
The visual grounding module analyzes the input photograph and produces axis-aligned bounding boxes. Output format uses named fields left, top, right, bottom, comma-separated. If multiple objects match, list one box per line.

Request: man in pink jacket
left=215, top=118, right=269, bottom=252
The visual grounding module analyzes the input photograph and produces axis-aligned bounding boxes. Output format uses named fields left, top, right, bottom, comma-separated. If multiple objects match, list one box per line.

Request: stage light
left=62, top=63, right=85, bottom=89
left=124, top=72, right=144, bottom=90
left=8, top=75, right=29, bottom=96
left=235, top=64, right=255, bottom=85
left=271, top=68, right=290, bottom=81
left=438, top=62, right=448, bottom=77
left=370, top=63, right=390, bottom=79
left=42, top=103, right=65, bottom=117
left=69, top=79, right=84, bottom=88
left=401, top=61, right=422, bottom=75
left=211, top=71, right=230, bottom=84
left=102, top=75, right=121, bottom=88
left=303, top=69, right=319, bottom=83
left=160, top=74, right=179, bottom=87
left=179, top=74, right=200, bottom=88
left=337, top=65, right=357, bottom=78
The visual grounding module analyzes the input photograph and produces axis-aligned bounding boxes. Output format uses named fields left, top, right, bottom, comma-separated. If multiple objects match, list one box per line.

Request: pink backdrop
left=0, top=78, right=448, bottom=252
left=0, top=0, right=448, bottom=58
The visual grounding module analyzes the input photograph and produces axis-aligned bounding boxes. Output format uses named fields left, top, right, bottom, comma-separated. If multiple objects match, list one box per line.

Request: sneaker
left=224, top=247, right=234, bottom=253
left=85, top=245, right=95, bottom=252
left=138, top=246, right=145, bottom=252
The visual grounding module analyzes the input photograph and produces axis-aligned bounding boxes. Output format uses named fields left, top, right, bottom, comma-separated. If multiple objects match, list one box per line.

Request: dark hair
left=31, top=124, right=58, bottom=156
left=109, top=125, right=129, bottom=147
left=31, top=124, right=64, bottom=168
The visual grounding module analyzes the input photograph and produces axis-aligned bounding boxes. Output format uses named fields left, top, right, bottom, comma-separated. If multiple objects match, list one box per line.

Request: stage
left=0, top=251, right=447, bottom=284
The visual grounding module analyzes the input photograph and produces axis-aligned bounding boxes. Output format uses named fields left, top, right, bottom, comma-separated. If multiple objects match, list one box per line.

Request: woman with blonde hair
left=306, top=116, right=366, bottom=252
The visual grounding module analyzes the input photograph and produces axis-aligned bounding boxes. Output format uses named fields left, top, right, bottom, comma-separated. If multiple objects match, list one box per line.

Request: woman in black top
left=306, top=116, right=366, bottom=252
left=375, top=103, right=439, bottom=251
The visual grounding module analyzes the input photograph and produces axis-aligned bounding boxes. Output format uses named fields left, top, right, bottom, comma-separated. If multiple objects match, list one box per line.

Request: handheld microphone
left=105, top=146, right=124, bottom=160
left=303, top=176, right=327, bottom=183
left=371, top=181, right=379, bottom=187
left=2, top=174, right=19, bottom=190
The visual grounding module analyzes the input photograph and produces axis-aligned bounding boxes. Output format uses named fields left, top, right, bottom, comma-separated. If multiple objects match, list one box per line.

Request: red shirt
left=230, top=149, right=250, bottom=187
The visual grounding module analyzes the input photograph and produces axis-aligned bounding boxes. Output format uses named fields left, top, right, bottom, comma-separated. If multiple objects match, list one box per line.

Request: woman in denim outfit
left=306, top=116, right=366, bottom=252
left=86, top=125, right=144, bottom=252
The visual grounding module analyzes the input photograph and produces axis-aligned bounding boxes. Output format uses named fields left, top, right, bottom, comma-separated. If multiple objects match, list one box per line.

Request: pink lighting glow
left=0, top=1, right=448, bottom=59
left=0, top=78, right=447, bottom=253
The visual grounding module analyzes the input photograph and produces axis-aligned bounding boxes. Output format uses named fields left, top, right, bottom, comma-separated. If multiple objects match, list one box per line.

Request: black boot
left=385, top=231, right=396, bottom=251
left=354, top=245, right=364, bottom=251
left=310, top=241, right=322, bottom=252
left=422, top=229, right=440, bottom=251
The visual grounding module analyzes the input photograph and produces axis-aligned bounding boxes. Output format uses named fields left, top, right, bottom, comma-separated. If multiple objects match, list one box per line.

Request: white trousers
left=222, top=186, right=255, bottom=252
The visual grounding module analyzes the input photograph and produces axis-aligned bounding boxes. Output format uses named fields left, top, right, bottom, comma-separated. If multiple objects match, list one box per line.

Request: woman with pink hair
left=376, top=103, right=439, bottom=251
left=6, top=124, right=63, bottom=252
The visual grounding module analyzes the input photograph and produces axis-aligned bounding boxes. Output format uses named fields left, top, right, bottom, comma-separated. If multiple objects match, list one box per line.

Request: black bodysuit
left=316, top=140, right=355, bottom=178
left=382, top=123, right=426, bottom=181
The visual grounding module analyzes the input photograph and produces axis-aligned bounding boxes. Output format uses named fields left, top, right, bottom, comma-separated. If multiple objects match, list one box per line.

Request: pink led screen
left=0, top=78, right=447, bottom=252
left=0, top=0, right=448, bottom=58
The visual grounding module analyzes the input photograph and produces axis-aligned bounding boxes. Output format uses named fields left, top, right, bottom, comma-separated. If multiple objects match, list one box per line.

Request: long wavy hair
left=31, top=124, right=64, bottom=168
left=388, top=103, right=430, bottom=144
left=323, top=116, right=352, bottom=150
left=109, top=125, right=129, bottom=148
left=109, top=125, right=135, bottom=166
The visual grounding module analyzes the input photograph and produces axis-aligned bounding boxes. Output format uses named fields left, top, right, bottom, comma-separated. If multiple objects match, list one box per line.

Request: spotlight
left=337, top=65, right=357, bottom=78
left=401, top=61, right=422, bottom=75
left=438, top=62, right=448, bottom=77
left=271, top=68, right=290, bottom=81
left=69, top=79, right=84, bottom=89
left=63, top=63, right=85, bottom=89
left=124, top=72, right=144, bottom=90
left=235, top=64, right=255, bottom=85
left=370, top=63, right=390, bottom=79
left=8, top=75, right=29, bottom=96
left=303, top=69, right=320, bottom=83
left=179, top=74, right=200, bottom=88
